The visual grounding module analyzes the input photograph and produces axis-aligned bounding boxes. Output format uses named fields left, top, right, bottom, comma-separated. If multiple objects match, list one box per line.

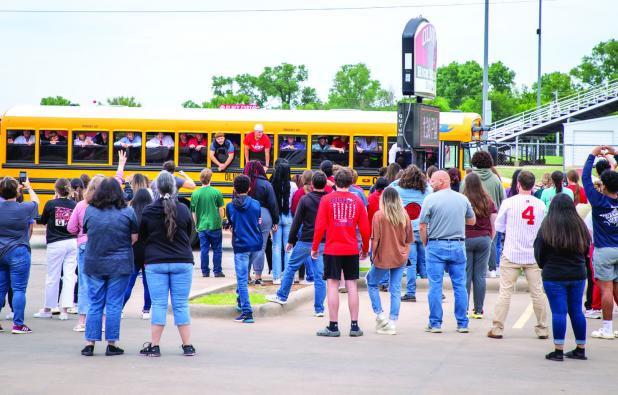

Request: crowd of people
left=1, top=143, right=618, bottom=362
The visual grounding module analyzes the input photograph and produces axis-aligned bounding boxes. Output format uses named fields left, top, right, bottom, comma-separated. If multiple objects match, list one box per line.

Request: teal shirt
left=191, top=186, right=224, bottom=231
left=540, top=186, right=574, bottom=210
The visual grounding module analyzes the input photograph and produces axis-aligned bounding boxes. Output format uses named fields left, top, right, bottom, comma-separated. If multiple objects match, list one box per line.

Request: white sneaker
left=272, top=278, right=281, bottom=285
left=6, top=312, right=14, bottom=320
left=585, top=309, right=602, bottom=319
left=67, top=306, right=78, bottom=314
left=141, top=311, right=151, bottom=320
left=72, top=323, right=85, bottom=332
left=375, top=314, right=389, bottom=331
left=591, top=327, right=615, bottom=340
left=314, top=311, right=324, bottom=317
left=51, top=307, right=60, bottom=314
left=488, top=270, right=497, bottom=278
left=265, top=294, right=287, bottom=305
left=299, top=280, right=314, bottom=286
left=33, top=309, right=52, bottom=319
left=377, top=322, right=397, bottom=335
left=58, top=312, right=69, bottom=320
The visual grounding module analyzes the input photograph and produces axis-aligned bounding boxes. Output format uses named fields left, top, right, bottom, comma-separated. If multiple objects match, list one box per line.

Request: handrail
left=488, top=79, right=618, bottom=141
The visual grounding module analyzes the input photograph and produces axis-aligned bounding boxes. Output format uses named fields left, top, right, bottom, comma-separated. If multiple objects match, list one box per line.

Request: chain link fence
left=492, top=142, right=601, bottom=169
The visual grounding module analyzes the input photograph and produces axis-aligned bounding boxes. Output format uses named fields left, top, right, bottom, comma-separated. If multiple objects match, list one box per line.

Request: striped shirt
left=495, top=193, right=545, bottom=264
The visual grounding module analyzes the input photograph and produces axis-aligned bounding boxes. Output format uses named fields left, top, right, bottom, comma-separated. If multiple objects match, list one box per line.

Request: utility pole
left=537, top=0, right=542, bottom=109
left=482, top=0, right=489, bottom=124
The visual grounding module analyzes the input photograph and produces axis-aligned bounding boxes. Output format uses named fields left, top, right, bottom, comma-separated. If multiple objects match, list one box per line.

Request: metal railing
left=493, top=142, right=606, bottom=170
left=488, top=79, right=618, bottom=142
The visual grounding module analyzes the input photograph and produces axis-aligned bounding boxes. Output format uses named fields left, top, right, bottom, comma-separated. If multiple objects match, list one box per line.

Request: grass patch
left=496, top=166, right=564, bottom=182
left=191, top=293, right=267, bottom=305
left=544, top=156, right=563, bottom=165
left=359, top=266, right=370, bottom=273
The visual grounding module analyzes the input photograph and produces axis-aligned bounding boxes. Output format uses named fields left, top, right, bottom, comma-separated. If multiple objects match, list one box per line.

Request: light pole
left=482, top=0, right=489, bottom=124
left=537, top=0, right=542, bottom=110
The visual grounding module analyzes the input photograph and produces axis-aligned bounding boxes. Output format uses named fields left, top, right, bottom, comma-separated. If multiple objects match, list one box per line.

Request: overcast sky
left=0, top=0, right=615, bottom=112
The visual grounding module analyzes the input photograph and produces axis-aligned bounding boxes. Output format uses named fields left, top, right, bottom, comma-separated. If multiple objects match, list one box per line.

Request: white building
left=563, top=115, right=618, bottom=167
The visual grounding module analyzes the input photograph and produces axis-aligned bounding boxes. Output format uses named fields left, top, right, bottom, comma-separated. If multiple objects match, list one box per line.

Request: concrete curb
left=190, top=283, right=317, bottom=319
left=357, top=276, right=530, bottom=293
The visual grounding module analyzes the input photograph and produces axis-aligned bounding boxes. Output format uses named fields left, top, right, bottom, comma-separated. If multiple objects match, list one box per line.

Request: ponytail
left=54, top=178, right=72, bottom=198
left=551, top=171, right=563, bottom=194
left=155, top=171, right=178, bottom=241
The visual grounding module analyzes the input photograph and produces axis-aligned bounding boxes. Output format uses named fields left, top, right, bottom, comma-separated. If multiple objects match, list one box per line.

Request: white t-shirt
left=495, top=193, right=546, bottom=264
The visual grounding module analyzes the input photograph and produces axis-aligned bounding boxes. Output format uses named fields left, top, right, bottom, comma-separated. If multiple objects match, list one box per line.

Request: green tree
left=436, top=61, right=483, bottom=108
left=256, top=63, right=309, bottom=108
left=299, top=86, right=322, bottom=106
left=182, top=100, right=201, bottom=108
left=425, top=96, right=451, bottom=112
left=327, top=63, right=387, bottom=109
left=40, top=96, right=73, bottom=106
left=532, top=71, right=576, bottom=104
left=107, top=96, right=141, bottom=107
left=488, top=61, right=516, bottom=92
left=571, top=39, right=618, bottom=86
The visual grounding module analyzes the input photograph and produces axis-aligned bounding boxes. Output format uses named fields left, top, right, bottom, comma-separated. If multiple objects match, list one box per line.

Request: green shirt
left=191, top=186, right=224, bottom=231
left=540, top=186, right=574, bottom=210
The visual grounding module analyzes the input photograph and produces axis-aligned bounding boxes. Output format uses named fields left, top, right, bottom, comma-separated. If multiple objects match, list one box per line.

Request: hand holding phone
left=19, top=171, right=27, bottom=185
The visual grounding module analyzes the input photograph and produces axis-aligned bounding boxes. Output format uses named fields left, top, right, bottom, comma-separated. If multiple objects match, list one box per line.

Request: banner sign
left=219, top=104, right=259, bottom=109
left=402, top=17, right=437, bottom=99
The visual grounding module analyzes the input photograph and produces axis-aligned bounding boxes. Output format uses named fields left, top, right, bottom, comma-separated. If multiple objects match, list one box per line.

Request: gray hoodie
left=461, top=168, right=505, bottom=210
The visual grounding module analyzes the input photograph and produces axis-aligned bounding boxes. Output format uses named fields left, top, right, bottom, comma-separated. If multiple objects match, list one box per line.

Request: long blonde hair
left=379, top=188, right=408, bottom=228
left=84, top=175, right=105, bottom=203
left=300, top=170, right=313, bottom=194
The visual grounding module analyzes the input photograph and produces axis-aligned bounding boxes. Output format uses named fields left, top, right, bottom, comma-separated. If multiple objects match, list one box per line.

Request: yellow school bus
left=0, top=105, right=483, bottom=209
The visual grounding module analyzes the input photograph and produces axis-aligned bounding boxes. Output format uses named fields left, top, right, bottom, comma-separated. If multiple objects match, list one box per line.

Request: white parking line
left=513, top=303, right=534, bottom=329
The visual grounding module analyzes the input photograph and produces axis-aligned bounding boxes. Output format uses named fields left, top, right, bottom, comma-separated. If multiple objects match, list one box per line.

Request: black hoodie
left=288, top=191, right=327, bottom=244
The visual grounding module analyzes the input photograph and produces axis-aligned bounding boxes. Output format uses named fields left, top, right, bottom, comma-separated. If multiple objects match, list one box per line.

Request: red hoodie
left=313, top=191, right=370, bottom=255
left=367, top=190, right=383, bottom=225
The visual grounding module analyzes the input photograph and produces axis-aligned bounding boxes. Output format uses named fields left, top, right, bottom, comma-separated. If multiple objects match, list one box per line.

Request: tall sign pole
left=537, top=0, right=542, bottom=109
left=482, top=0, right=490, bottom=125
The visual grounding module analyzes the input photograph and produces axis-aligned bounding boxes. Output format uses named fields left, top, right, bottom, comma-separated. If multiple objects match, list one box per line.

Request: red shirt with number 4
left=243, top=133, right=271, bottom=153
left=495, top=194, right=545, bottom=264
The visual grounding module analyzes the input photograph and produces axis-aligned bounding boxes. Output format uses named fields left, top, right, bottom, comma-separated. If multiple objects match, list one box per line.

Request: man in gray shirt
left=420, top=170, right=475, bottom=333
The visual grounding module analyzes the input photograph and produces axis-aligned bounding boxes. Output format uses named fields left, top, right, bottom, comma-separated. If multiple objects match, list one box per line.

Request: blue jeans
left=304, top=255, right=315, bottom=282
left=426, top=240, right=469, bottom=329
left=85, top=274, right=130, bottom=342
left=198, top=229, right=223, bottom=275
left=77, top=244, right=90, bottom=315
left=145, top=263, right=193, bottom=326
left=123, top=265, right=151, bottom=312
left=235, top=252, right=253, bottom=315
left=367, top=265, right=405, bottom=320
left=403, top=230, right=426, bottom=295
left=543, top=279, right=587, bottom=345
left=0, top=246, right=31, bottom=326
left=276, top=241, right=326, bottom=313
left=272, top=213, right=292, bottom=280
left=249, top=208, right=272, bottom=275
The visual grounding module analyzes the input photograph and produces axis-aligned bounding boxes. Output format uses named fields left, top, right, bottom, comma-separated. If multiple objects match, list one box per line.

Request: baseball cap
left=254, top=124, right=264, bottom=132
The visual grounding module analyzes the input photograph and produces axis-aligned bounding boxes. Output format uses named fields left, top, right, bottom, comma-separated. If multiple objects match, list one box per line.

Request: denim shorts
left=593, top=247, right=618, bottom=282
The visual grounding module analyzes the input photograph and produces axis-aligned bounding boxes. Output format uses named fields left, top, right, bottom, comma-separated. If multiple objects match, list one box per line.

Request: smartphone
left=19, top=171, right=27, bottom=185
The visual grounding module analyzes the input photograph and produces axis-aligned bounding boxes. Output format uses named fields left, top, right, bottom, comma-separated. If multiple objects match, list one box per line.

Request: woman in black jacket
left=534, top=193, right=591, bottom=361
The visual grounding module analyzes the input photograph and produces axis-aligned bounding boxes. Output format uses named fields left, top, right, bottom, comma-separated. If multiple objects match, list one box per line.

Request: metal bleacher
left=488, top=79, right=618, bottom=142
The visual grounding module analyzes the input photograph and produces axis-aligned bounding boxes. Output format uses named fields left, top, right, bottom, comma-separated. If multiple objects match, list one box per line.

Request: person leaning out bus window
left=186, top=133, right=208, bottom=164
left=280, top=136, right=305, bottom=151
left=11, top=130, right=35, bottom=145
left=210, top=132, right=235, bottom=172
left=312, top=136, right=331, bottom=152
left=114, top=132, right=142, bottom=149
left=93, top=132, right=108, bottom=146
left=41, top=131, right=66, bottom=145
left=146, top=132, right=174, bottom=148
left=243, top=124, right=271, bottom=171
left=355, top=136, right=380, bottom=153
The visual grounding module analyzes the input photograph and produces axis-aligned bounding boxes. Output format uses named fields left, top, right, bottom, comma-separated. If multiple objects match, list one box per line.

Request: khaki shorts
left=593, top=247, right=618, bottom=282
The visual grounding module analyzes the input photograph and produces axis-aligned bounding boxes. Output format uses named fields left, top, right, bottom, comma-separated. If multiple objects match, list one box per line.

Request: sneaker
left=59, top=312, right=69, bottom=321
left=401, top=294, right=416, bottom=302
left=105, top=344, right=124, bottom=356
left=182, top=344, right=196, bottom=356
left=314, top=311, right=324, bottom=317
left=375, top=315, right=389, bottom=331
left=139, top=342, right=161, bottom=357
left=585, top=309, right=602, bottom=319
left=565, top=348, right=587, bottom=360
left=214, top=272, right=226, bottom=278
left=140, top=311, right=151, bottom=320
left=545, top=350, right=564, bottom=361
left=591, top=327, right=615, bottom=340
left=299, top=280, right=314, bottom=286
left=316, top=326, right=341, bottom=337
left=377, top=322, right=397, bottom=335
left=265, top=294, right=287, bottom=305
left=33, top=309, right=52, bottom=319
left=349, top=328, right=364, bottom=337
left=234, top=313, right=254, bottom=324
left=81, top=345, right=94, bottom=356
left=379, top=284, right=389, bottom=292
left=6, top=312, right=14, bottom=320
left=235, top=305, right=242, bottom=313
left=487, top=329, right=503, bottom=339
left=67, top=306, right=78, bottom=314
left=51, top=307, right=61, bottom=315
left=488, top=270, right=497, bottom=278
left=12, top=324, right=32, bottom=334
left=73, top=324, right=86, bottom=332
left=457, top=326, right=469, bottom=333
left=202, top=273, right=210, bottom=278
left=253, top=279, right=263, bottom=286
left=272, top=278, right=281, bottom=285
left=424, top=325, right=442, bottom=333
left=468, top=311, right=483, bottom=319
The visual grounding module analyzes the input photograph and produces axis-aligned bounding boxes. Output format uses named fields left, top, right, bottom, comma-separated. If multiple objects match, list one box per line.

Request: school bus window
left=310, top=135, right=349, bottom=168
left=178, top=132, right=208, bottom=166
left=73, top=131, right=109, bottom=163
left=243, top=132, right=273, bottom=167
left=278, top=135, right=307, bottom=167
left=353, top=136, right=382, bottom=168
left=39, top=130, right=68, bottom=163
left=387, top=136, right=411, bottom=169
left=6, top=129, right=35, bottom=163
left=210, top=132, right=238, bottom=171
left=443, top=142, right=459, bottom=169
left=145, top=132, right=174, bottom=165
left=113, top=131, right=142, bottom=164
